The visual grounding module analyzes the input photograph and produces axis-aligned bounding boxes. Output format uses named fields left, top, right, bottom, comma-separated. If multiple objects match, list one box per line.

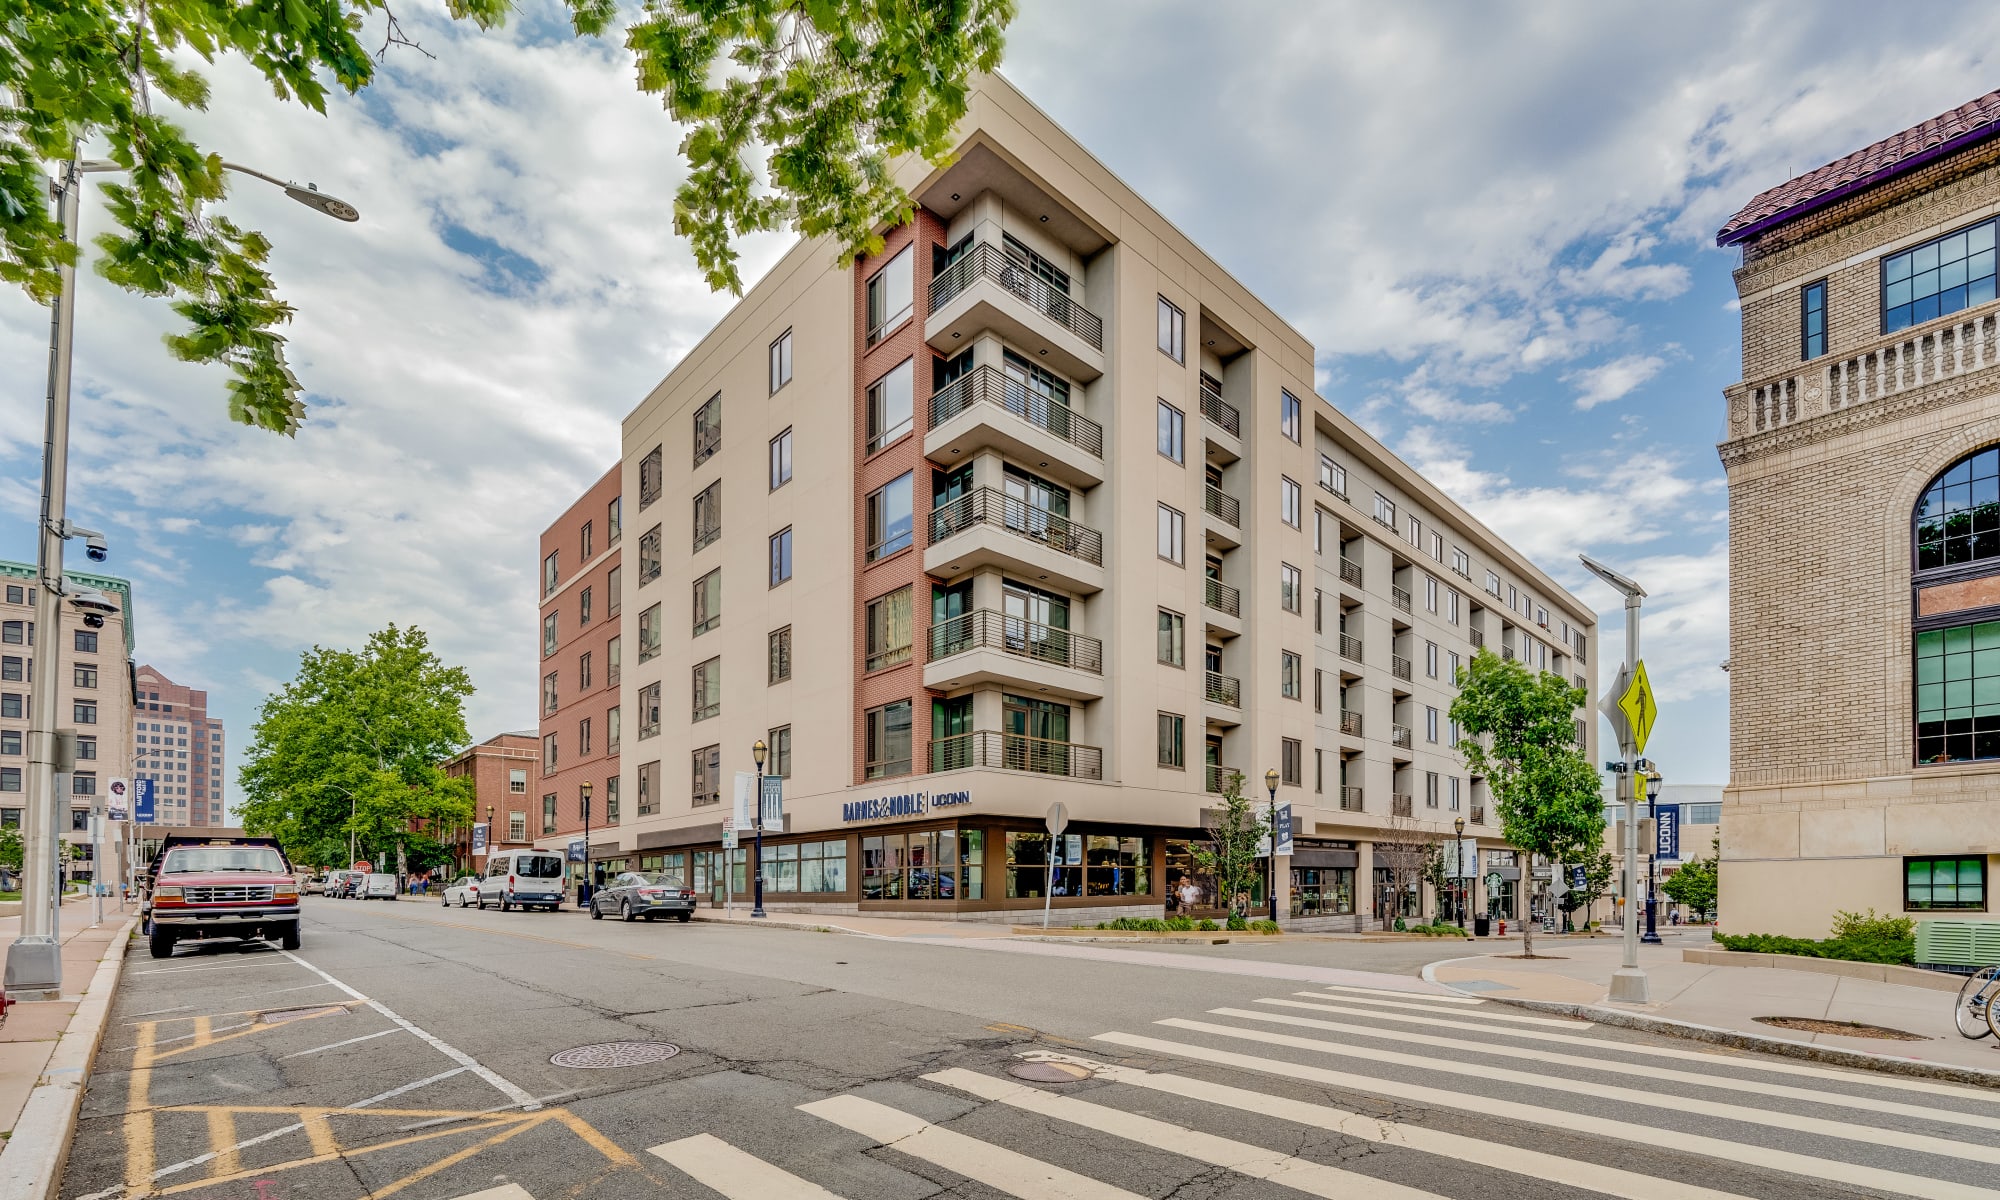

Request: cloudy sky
left=4, top=1, right=1996, bottom=811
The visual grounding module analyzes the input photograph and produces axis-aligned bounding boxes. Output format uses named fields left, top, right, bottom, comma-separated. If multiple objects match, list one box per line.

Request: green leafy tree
left=1191, top=770, right=1271, bottom=926
left=1662, top=835, right=1719, bottom=923
left=0, top=824, right=23, bottom=872
left=2, top=1, right=1014, bottom=432
left=239, top=625, right=474, bottom=879
left=1451, top=648, right=1604, bottom=957
left=1559, top=850, right=1616, bottom=928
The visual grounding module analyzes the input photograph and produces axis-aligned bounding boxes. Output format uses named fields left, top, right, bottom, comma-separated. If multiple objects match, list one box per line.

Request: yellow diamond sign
left=1618, top=659, right=1657, bottom=755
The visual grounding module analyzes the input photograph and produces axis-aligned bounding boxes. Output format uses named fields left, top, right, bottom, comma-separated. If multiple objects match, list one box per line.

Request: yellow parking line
left=203, top=1110, right=238, bottom=1179
left=123, top=1023, right=157, bottom=1191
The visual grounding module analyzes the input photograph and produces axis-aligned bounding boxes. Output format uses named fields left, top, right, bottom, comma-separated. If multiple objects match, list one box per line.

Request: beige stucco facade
left=600, top=75, right=1597, bottom=924
left=1720, top=105, right=2000, bottom=936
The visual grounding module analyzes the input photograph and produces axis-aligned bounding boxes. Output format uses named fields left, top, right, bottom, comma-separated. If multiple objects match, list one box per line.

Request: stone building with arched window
left=1718, top=89, right=2000, bottom=936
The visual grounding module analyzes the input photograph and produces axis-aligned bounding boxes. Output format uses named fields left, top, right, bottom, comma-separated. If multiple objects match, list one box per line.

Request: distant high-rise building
left=132, top=666, right=225, bottom=827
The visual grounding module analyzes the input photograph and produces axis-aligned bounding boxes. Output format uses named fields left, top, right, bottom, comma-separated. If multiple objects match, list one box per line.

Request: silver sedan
left=588, top=872, right=696, bottom=922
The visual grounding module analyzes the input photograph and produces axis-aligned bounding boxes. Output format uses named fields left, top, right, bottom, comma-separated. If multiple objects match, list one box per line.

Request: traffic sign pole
left=1612, top=597, right=1649, bottom=1001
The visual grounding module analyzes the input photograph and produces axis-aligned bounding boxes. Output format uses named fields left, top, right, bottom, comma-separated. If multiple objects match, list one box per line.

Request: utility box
left=1915, top=919, right=2000, bottom=969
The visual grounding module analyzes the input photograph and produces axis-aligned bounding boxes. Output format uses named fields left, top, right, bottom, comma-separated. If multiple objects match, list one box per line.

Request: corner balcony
left=930, top=730, right=1102, bottom=780
left=927, top=487, right=1105, bottom=594
left=923, top=609, right=1105, bottom=701
left=926, top=365, right=1104, bottom=489
left=927, top=242, right=1105, bottom=383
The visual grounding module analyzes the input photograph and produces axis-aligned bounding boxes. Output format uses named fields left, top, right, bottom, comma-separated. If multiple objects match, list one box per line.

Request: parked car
left=143, top=836, right=301, bottom=958
left=327, top=871, right=362, bottom=898
left=362, top=873, right=398, bottom=900
left=477, top=848, right=566, bottom=911
left=589, top=872, right=696, bottom=922
left=442, top=876, right=481, bottom=908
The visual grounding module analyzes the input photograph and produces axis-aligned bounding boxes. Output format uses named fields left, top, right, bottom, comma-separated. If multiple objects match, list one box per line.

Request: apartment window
left=1004, top=232, right=1069, bottom=292
left=865, top=244, right=913, bottom=344
left=1157, top=609, right=1185, bottom=667
left=770, top=328, right=794, bottom=393
left=0, top=622, right=19, bottom=644
left=607, top=566, right=622, bottom=615
left=1157, top=712, right=1185, bottom=768
left=1447, top=589, right=1461, bottom=624
left=72, top=772, right=96, bottom=796
left=865, top=473, right=914, bottom=561
left=1426, top=641, right=1439, bottom=678
left=770, top=527, right=793, bottom=586
left=1905, top=855, right=1986, bottom=911
left=1509, top=584, right=1520, bottom=611
left=864, top=699, right=913, bottom=779
left=1, top=695, right=19, bottom=720
left=1374, top=493, right=1396, bottom=526
left=864, top=587, right=914, bottom=672
left=608, top=635, right=622, bottom=685
left=637, top=606, right=664, bottom=665
left=1157, top=295, right=1185, bottom=362
left=1407, top=515, right=1421, bottom=547
left=692, top=657, right=721, bottom=722
left=543, top=672, right=559, bottom=716
left=681, top=743, right=718, bottom=807
left=0, top=770, right=16, bottom=793
left=607, top=706, right=620, bottom=753
left=1281, top=650, right=1302, bottom=699
left=579, top=586, right=593, bottom=627
left=693, top=568, right=721, bottom=635
left=1157, top=400, right=1184, bottom=464
left=1426, top=706, right=1439, bottom=743
left=1281, top=476, right=1301, bottom=528
left=543, top=612, right=558, bottom=656
left=770, top=428, right=793, bottom=490
left=1485, top=570, right=1502, bottom=596
left=1280, top=389, right=1301, bottom=443
left=1427, top=531, right=1443, bottom=563
left=638, top=759, right=659, bottom=815
left=74, top=700, right=96, bottom=724
left=762, top=724, right=792, bottom=779
left=505, top=768, right=527, bottom=795
left=866, top=358, right=915, bottom=453
left=0, top=658, right=18, bottom=683
left=1916, top=446, right=2000, bottom=570
left=1280, top=563, right=1301, bottom=613
left=638, top=681, right=661, bottom=739
left=1884, top=218, right=1997, bottom=335
left=0, top=731, right=16, bottom=755
left=1157, top=504, right=1185, bottom=565
left=606, top=775, right=620, bottom=822
left=581, top=520, right=594, bottom=560
left=1426, top=772, right=1440, bottom=808
left=543, top=551, right=559, bottom=596
left=2, top=586, right=16, bottom=603
left=579, top=716, right=592, bottom=756
left=608, top=496, right=622, bottom=544
left=541, top=794, right=557, bottom=834
left=769, top=626, right=792, bottom=683
left=1451, top=548, right=1470, bottom=576
left=1450, top=651, right=1463, bottom=683
left=692, top=392, right=722, bottom=466
left=636, top=526, right=663, bottom=586
left=1425, top=575, right=1438, bottom=613
left=543, top=733, right=558, bottom=774
left=1281, top=737, right=1301, bottom=786
left=639, top=445, right=663, bottom=510
left=75, top=735, right=94, bottom=760
left=1791, top=279, right=1828, bottom=361
left=693, top=481, right=721, bottom=552
left=506, top=811, right=526, bottom=841
left=74, top=630, right=97, bottom=653
left=1319, top=455, right=1346, bottom=497
left=1536, top=605, right=1550, bottom=628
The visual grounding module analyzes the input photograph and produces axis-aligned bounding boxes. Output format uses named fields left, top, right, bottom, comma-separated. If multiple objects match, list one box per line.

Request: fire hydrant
left=1498, top=918, right=1507, bottom=936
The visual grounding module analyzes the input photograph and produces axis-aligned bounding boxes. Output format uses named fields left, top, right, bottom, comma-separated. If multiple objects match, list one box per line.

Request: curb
left=1420, top=958, right=2000, bottom=1090
left=0, top=916, right=138, bottom=1200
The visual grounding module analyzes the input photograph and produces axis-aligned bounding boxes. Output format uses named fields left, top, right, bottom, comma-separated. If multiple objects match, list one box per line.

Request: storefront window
left=859, top=830, right=975, bottom=900
left=1084, top=835, right=1149, bottom=897
left=1007, top=832, right=1148, bottom=898
left=1374, top=865, right=1419, bottom=917
left=1164, top=840, right=1217, bottom=912
left=764, top=840, right=848, bottom=893
left=1291, top=867, right=1354, bottom=917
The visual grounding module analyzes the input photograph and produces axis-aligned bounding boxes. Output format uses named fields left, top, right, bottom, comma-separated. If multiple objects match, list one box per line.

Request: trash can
left=1474, top=915, right=1491, bottom=937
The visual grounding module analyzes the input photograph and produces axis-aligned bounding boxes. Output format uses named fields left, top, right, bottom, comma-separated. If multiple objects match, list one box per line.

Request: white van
left=362, top=873, right=399, bottom=900
left=478, top=849, right=566, bottom=911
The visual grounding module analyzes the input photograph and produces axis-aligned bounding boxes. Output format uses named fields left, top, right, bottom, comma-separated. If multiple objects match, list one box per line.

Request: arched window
left=1913, top=445, right=2000, bottom=763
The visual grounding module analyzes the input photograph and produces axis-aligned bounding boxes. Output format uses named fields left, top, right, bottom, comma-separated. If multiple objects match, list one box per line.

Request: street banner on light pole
left=470, top=823, right=488, bottom=852
left=734, top=772, right=756, bottom=830
left=760, top=776, right=783, bottom=828
left=133, top=778, right=155, bottom=825
left=107, top=778, right=129, bottom=822
left=1655, top=804, right=1680, bottom=861
left=566, top=838, right=586, bottom=863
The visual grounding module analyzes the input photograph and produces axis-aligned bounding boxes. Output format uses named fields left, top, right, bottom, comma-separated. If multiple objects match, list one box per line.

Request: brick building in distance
left=133, top=666, right=225, bottom=828
left=442, top=730, right=540, bottom=873
left=1719, top=87, right=2000, bottom=933
left=535, top=466, right=623, bottom=886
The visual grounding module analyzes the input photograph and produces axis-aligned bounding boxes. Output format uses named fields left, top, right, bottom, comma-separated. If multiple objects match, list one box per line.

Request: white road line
left=650, top=1133, right=849, bottom=1199
left=1164, top=1016, right=2000, bottom=1167
left=1017, top=1052, right=1754, bottom=1200
left=282, top=1027, right=405, bottom=1059
left=440, top=1187, right=538, bottom=1200
left=801, top=1093, right=1145, bottom=1199
left=926, top=1067, right=1444, bottom=1200
left=278, top=949, right=538, bottom=1109
left=1230, top=1004, right=2000, bottom=1135
left=151, top=1069, right=468, bottom=1182
left=349, top=1067, right=468, bottom=1108
left=1316, top=982, right=1486, bottom=1005
left=127, top=1004, right=196, bottom=1019
left=1096, top=1032, right=2000, bottom=1200
left=1291, top=991, right=1583, bottom=1026
left=129, top=961, right=272, bottom=977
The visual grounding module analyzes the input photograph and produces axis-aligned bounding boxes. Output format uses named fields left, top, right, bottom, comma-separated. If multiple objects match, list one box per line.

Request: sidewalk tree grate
left=1753, top=1016, right=1929, bottom=1041
left=550, top=1040, right=682, bottom=1068
left=1007, top=1062, right=1094, bottom=1083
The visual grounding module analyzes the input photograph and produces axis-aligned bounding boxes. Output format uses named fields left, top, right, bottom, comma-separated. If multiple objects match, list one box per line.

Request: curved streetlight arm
left=64, top=157, right=359, bottom=222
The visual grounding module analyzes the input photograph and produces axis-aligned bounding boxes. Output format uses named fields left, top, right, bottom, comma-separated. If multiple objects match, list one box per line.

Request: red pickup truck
left=143, top=836, right=302, bottom=959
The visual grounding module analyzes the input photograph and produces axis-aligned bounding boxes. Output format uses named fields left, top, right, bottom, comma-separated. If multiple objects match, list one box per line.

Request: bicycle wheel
left=1957, top=965, right=2000, bottom=1039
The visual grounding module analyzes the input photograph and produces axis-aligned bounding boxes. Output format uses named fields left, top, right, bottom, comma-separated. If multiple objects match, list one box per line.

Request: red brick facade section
left=852, top=213, right=949, bottom=784
left=538, top=465, right=624, bottom=842
left=442, top=731, right=539, bottom=866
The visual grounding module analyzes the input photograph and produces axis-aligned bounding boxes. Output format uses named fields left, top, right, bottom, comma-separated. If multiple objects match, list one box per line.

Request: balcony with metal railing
left=1339, top=709, right=1363, bottom=736
left=1200, top=378, right=1241, bottom=440
left=1470, top=806, right=1486, bottom=824
left=925, top=364, right=1105, bottom=488
left=923, top=609, right=1105, bottom=700
left=1203, top=484, right=1242, bottom=550
left=1339, top=633, right=1364, bottom=664
left=1205, top=671, right=1242, bottom=718
left=1469, top=628, right=1485, bottom=649
left=1205, top=763, right=1236, bottom=795
left=1391, top=585, right=1413, bottom=614
left=1204, top=576, right=1241, bottom=617
left=1391, top=655, right=1413, bottom=681
left=926, top=241, right=1105, bottom=382
left=1392, top=793, right=1413, bottom=817
left=1340, top=786, right=1364, bottom=812
left=1339, top=557, right=1363, bottom=588
left=928, top=730, right=1103, bottom=780
left=926, top=486, right=1105, bottom=594
left=1390, top=724, right=1413, bottom=748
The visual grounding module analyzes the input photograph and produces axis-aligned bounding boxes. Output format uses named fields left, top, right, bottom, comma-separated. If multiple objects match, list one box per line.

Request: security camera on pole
left=1578, top=554, right=1658, bottom=1004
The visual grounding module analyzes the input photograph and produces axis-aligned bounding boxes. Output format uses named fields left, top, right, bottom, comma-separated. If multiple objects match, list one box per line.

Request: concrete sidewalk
left=1425, top=928, right=2000, bottom=1077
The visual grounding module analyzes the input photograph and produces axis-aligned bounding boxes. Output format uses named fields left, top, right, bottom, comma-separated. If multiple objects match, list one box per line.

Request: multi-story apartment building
left=1719, top=87, right=2000, bottom=935
left=0, top=561, right=136, bottom=885
left=442, top=730, right=540, bottom=873
left=132, top=666, right=225, bottom=827
left=535, top=467, right=624, bottom=883
left=605, top=74, right=1597, bottom=925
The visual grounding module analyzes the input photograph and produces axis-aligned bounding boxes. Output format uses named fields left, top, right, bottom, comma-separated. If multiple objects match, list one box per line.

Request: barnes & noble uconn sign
left=842, top=788, right=972, bottom=823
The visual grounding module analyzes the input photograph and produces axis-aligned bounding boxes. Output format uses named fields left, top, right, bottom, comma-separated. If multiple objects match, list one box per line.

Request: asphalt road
left=57, top=896, right=2000, bottom=1200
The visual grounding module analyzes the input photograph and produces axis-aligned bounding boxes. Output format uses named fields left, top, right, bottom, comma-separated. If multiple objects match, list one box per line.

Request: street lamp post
left=751, top=740, right=768, bottom=919
left=1579, top=553, right=1650, bottom=1003
left=1642, top=768, right=1663, bottom=945
left=578, top=781, right=593, bottom=908
left=1453, top=815, right=1466, bottom=928
left=1263, top=768, right=1280, bottom=923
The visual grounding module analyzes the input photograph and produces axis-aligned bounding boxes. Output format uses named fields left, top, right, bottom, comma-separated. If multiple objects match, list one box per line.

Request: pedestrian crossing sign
left=1617, top=659, right=1657, bottom=755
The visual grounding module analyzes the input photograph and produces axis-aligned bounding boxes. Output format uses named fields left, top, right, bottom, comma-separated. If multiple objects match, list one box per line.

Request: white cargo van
left=362, top=873, right=398, bottom=900
left=478, top=849, right=566, bottom=911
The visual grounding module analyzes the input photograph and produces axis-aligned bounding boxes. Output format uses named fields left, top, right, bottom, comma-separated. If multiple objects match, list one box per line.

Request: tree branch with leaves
left=1191, top=770, right=1270, bottom=928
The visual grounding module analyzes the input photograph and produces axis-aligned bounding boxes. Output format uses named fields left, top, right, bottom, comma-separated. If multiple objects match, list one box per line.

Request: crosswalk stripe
left=1165, top=1016, right=2000, bottom=1167
left=924, top=1067, right=1444, bottom=1200
left=649, top=1133, right=847, bottom=1199
left=1013, top=1052, right=1755, bottom=1200
left=1285, top=994, right=2000, bottom=1104
left=1096, top=1032, right=2000, bottom=1200
left=799, top=1094, right=1144, bottom=1199
left=1316, top=982, right=1486, bottom=1005
left=1283, top=991, right=1586, bottom=1027
left=1240, top=1003, right=2000, bottom=1134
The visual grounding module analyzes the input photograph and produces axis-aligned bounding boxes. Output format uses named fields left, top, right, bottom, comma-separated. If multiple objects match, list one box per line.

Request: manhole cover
left=1008, top=1062, right=1093, bottom=1083
left=549, top=1041, right=682, bottom=1068
left=258, top=1005, right=343, bottom=1025
left=1753, top=1016, right=1929, bottom=1042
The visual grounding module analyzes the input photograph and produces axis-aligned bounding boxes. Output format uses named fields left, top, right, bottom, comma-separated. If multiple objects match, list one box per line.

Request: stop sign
left=352, top=860, right=373, bottom=873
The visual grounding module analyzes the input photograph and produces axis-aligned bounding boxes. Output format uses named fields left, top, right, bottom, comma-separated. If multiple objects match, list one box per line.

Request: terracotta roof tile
left=1717, top=88, right=2000, bottom=246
